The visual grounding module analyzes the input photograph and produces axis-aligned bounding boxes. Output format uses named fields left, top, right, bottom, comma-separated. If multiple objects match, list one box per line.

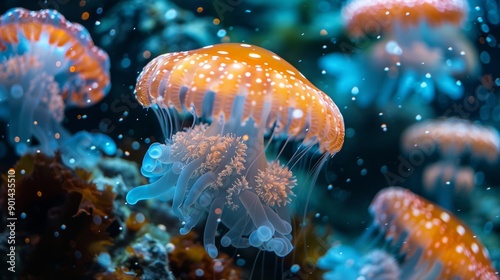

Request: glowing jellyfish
left=369, top=187, right=498, bottom=279
left=319, top=0, right=479, bottom=107
left=0, top=8, right=115, bottom=168
left=423, top=162, right=475, bottom=196
left=127, top=43, right=345, bottom=257
left=402, top=118, right=500, bottom=162
left=402, top=117, right=499, bottom=208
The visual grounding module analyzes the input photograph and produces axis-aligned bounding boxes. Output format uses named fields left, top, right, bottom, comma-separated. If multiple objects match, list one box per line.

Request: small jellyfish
left=320, top=0, right=479, bottom=107
left=369, top=187, right=498, bottom=279
left=402, top=118, right=500, bottom=163
left=0, top=8, right=116, bottom=168
left=127, top=43, right=345, bottom=257
left=402, top=117, right=499, bottom=208
left=423, top=162, right=475, bottom=196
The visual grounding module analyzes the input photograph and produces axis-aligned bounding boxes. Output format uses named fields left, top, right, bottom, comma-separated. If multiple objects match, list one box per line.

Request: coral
left=168, top=231, right=241, bottom=280
left=125, top=212, right=149, bottom=233
left=93, top=157, right=142, bottom=193
left=0, top=8, right=115, bottom=168
left=96, top=227, right=173, bottom=280
left=317, top=245, right=400, bottom=280
left=0, top=152, right=116, bottom=278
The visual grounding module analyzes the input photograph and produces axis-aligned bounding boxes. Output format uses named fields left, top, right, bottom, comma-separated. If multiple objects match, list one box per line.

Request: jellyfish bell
left=402, top=118, right=500, bottom=164
left=342, top=0, right=469, bottom=38
left=401, top=118, right=499, bottom=209
left=320, top=0, right=478, bottom=108
left=127, top=43, right=345, bottom=258
left=368, top=187, right=498, bottom=279
left=0, top=8, right=115, bottom=168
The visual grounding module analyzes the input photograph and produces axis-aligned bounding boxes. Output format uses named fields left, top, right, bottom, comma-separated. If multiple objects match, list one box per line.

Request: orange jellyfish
left=423, top=162, right=475, bottom=196
left=126, top=43, right=345, bottom=257
left=320, top=0, right=479, bottom=107
left=402, top=118, right=500, bottom=163
left=0, top=8, right=115, bottom=168
left=370, top=187, right=498, bottom=279
left=342, top=0, right=468, bottom=37
left=402, top=118, right=499, bottom=208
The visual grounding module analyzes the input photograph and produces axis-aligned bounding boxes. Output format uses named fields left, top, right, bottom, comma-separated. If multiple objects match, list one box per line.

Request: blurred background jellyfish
left=126, top=43, right=345, bottom=258
left=317, top=186, right=499, bottom=279
left=402, top=117, right=499, bottom=209
left=319, top=0, right=480, bottom=108
left=0, top=8, right=116, bottom=168
left=423, top=162, right=475, bottom=201
left=367, top=187, right=498, bottom=279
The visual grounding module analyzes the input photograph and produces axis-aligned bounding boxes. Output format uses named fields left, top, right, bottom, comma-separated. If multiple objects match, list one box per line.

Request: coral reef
left=168, top=231, right=242, bottom=279
left=0, top=152, right=116, bottom=278
left=318, top=245, right=400, bottom=280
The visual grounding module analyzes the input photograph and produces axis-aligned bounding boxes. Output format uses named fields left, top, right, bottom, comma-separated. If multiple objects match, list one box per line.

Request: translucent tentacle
left=126, top=168, right=178, bottom=204
left=204, top=196, right=225, bottom=258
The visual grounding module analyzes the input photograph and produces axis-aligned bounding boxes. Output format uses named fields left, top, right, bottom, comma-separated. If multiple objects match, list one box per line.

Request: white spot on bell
left=471, top=242, right=479, bottom=254
left=292, top=109, right=303, bottom=119
left=440, top=212, right=450, bottom=222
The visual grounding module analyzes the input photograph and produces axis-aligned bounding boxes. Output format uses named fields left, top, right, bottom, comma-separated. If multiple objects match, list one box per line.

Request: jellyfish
left=126, top=43, right=345, bottom=258
left=402, top=117, right=499, bottom=209
left=0, top=8, right=116, bottom=168
left=423, top=162, right=475, bottom=197
left=319, top=0, right=479, bottom=108
left=369, top=187, right=498, bottom=279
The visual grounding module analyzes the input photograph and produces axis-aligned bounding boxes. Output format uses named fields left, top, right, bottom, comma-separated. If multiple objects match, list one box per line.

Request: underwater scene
left=0, top=0, right=499, bottom=279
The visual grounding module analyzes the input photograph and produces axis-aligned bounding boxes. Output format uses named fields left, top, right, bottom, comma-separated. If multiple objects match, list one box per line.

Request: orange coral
left=126, top=212, right=149, bottom=233
left=169, top=231, right=242, bottom=279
